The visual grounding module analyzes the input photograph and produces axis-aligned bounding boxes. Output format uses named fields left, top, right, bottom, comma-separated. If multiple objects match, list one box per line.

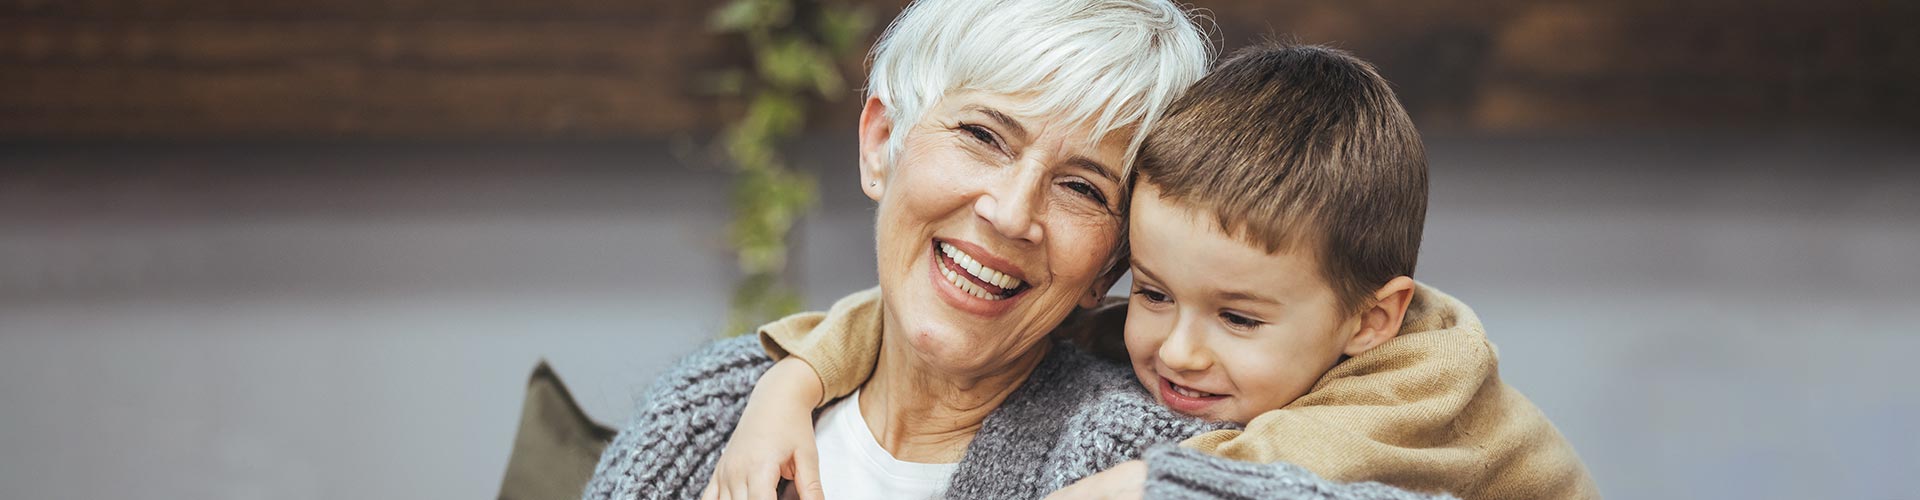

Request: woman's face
left=860, top=92, right=1130, bottom=378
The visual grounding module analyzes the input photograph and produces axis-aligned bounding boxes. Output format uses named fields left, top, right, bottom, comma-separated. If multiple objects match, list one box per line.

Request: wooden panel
left=1, top=0, right=1913, bottom=139
left=1205, top=0, right=1920, bottom=131
left=1467, top=3, right=1920, bottom=130
left=0, top=13, right=743, bottom=137
left=2, top=0, right=710, bottom=20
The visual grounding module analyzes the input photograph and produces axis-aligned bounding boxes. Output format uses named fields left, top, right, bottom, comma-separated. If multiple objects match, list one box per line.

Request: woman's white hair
left=866, top=0, right=1214, bottom=172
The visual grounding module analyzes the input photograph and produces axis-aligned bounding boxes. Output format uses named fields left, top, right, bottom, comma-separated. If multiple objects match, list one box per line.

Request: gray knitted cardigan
left=583, top=335, right=1451, bottom=500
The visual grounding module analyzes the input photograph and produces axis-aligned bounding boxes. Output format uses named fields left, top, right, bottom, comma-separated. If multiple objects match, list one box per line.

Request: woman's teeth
left=942, top=266, right=1001, bottom=300
left=1170, top=383, right=1218, bottom=399
left=939, top=242, right=1025, bottom=298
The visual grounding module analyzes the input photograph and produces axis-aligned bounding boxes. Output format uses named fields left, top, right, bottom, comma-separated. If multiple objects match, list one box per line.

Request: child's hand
left=1044, top=460, right=1147, bottom=500
left=700, top=357, right=828, bottom=500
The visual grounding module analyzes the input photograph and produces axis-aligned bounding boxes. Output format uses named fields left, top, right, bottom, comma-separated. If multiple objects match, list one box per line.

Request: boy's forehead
left=1128, top=190, right=1331, bottom=299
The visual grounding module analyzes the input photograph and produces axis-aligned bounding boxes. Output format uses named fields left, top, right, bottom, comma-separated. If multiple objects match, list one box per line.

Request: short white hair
left=866, top=0, right=1214, bottom=172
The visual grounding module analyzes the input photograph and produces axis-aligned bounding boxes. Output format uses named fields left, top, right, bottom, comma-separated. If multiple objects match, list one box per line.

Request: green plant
left=709, top=0, right=873, bottom=336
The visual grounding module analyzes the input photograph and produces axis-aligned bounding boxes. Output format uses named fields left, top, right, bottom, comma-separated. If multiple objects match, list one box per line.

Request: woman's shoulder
left=1046, top=347, right=1232, bottom=464
left=1032, top=340, right=1143, bottom=393
left=1035, top=343, right=1218, bottom=427
left=946, top=342, right=1235, bottom=496
left=647, top=334, right=774, bottom=393
left=1038, top=375, right=1235, bottom=492
left=945, top=343, right=1135, bottom=497
left=583, top=335, right=773, bottom=500
left=625, top=334, right=773, bottom=434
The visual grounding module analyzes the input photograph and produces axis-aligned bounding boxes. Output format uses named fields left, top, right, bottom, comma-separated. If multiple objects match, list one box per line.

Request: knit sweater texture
left=581, top=334, right=1449, bottom=500
left=761, top=285, right=1599, bottom=500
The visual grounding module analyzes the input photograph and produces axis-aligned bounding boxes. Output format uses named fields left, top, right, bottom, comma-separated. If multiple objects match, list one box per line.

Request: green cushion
left=497, top=361, right=616, bottom=500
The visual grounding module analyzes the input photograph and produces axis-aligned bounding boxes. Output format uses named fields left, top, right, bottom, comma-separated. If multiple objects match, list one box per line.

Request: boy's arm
left=701, top=288, right=887, bottom=499
left=1045, top=448, right=1453, bottom=500
left=756, top=289, right=886, bottom=405
left=702, top=357, right=828, bottom=500
left=757, top=326, right=876, bottom=407
left=1139, top=446, right=1456, bottom=500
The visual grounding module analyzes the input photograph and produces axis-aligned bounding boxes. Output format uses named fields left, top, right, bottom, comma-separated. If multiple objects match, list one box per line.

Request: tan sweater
left=757, top=284, right=1600, bottom=500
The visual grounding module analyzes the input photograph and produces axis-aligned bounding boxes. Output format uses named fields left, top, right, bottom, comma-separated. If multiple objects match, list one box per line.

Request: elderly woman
left=585, top=1, right=1440, bottom=499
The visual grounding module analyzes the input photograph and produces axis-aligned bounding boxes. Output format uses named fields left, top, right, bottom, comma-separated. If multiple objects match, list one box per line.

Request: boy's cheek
left=1120, top=303, right=1162, bottom=361
left=1120, top=303, right=1169, bottom=387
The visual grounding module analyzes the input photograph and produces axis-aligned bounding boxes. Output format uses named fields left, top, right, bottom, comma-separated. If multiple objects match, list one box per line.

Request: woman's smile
left=928, top=238, right=1032, bottom=316
left=868, top=91, right=1128, bottom=376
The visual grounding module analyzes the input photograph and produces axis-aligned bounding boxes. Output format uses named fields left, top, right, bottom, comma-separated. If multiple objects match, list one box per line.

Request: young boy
left=720, top=44, right=1597, bottom=499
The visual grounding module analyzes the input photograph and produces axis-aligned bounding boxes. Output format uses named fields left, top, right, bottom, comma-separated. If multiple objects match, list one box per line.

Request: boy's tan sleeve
left=1176, top=325, right=1597, bottom=500
left=1178, top=323, right=1500, bottom=476
left=755, top=288, right=886, bottom=405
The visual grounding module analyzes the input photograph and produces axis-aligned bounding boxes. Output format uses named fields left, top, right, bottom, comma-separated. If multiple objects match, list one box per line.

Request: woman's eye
left=959, top=124, right=999, bottom=147
left=1063, top=180, right=1109, bottom=205
left=1220, top=312, right=1264, bottom=328
left=1133, top=289, right=1169, bottom=304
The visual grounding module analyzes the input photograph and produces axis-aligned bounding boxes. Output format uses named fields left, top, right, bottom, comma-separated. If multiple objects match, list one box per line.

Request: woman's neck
left=857, top=333, right=1051, bottom=464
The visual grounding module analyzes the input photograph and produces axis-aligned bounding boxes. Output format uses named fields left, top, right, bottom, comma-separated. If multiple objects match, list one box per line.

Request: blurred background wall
left=2, top=1, right=1916, bottom=499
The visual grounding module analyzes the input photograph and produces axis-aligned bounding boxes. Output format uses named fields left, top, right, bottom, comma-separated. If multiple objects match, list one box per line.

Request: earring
left=870, top=181, right=878, bottom=187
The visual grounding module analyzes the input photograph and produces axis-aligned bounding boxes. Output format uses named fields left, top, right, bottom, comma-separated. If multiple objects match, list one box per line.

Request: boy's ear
left=1344, top=276, right=1417, bottom=357
left=857, top=97, right=893, bottom=202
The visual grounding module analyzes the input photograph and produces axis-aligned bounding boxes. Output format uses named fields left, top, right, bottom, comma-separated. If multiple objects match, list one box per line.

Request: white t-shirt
left=781, top=389, right=958, bottom=500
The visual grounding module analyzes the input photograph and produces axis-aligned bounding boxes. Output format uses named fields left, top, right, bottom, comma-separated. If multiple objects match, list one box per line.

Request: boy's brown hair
left=1134, top=43, right=1428, bottom=313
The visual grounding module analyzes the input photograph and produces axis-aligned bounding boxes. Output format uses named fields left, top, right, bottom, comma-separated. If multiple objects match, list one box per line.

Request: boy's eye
left=1062, top=179, right=1109, bottom=205
left=1220, top=312, right=1264, bottom=329
left=1133, top=289, right=1170, bottom=304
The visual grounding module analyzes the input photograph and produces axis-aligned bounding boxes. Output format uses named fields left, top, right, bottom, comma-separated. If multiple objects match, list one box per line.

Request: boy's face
left=1123, top=184, right=1362, bottom=423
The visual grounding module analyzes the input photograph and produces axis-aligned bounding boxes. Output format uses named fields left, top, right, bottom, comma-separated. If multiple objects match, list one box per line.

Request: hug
left=585, top=0, right=1596, bottom=498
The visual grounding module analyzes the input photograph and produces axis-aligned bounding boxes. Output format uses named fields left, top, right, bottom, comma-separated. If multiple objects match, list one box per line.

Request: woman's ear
left=1343, top=276, right=1418, bottom=357
left=1080, top=257, right=1131, bottom=308
left=857, top=97, right=893, bottom=202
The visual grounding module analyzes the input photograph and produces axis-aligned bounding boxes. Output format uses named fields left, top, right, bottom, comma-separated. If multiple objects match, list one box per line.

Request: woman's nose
left=973, top=162, right=1046, bottom=243
left=1159, top=316, right=1214, bottom=373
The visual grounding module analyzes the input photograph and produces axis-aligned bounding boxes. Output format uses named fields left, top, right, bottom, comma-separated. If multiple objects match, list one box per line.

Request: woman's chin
left=897, top=326, right=998, bottom=373
left=873, top=246, right=1060, bottom=377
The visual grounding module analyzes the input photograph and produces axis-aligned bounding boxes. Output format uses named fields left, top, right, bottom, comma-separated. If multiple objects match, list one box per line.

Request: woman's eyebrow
left=1069, top=156, right=1120, bottom=184
left=961, top=104, right=1029, bottom=143
left=961, top=104, right=1116, bottom=182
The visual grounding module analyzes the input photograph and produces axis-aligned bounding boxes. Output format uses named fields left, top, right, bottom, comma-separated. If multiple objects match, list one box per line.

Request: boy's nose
left=1159, top=319, right=1214, bottom=373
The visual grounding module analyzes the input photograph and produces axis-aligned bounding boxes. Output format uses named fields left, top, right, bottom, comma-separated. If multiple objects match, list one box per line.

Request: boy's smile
left=1156, top=371, right=1228, bottom=415
left=1121, top=184, right=1366, bottom=423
